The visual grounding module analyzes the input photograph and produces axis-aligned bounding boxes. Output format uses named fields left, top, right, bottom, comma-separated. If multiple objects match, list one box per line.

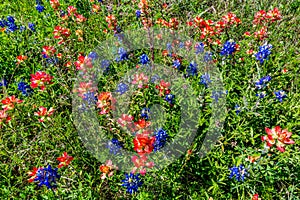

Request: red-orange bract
left=1, top=95, right=23, bottom=111
left=30, top=71, right=53, bottom=91
left=42, top=46, right=56, bottom=58
left=96, top=92, right=116, bottom=115
left=50, top=0, right=60, bottom=10
left=106, top=15, right=117, bottom=30
left=0, top=109, right=11, bottom=126
left=27, top=167, right=40, bottom=182
left=261, top=126, right=295, bottom=152
left=155, top=80, right=171, bottom=96
left=133, top=134, right=155, bottom=155
left=74, top=54, right=93, bottom=72
left=134, top=119, right=151, bottom=130
left=252, top=194, right=261, bottom=200
left=53, top=26, right=71, bottom=44
left=16, top=55, right=27, bottom=64
left=34, top=106, right=55, bottom=122
left=57, top=152, right=74, bottom=168
left=99, top=160, right=118, bottom=179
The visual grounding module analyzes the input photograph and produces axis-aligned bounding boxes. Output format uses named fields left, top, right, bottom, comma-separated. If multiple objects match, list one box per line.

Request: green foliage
left=0, top=0, right=299, bottom=199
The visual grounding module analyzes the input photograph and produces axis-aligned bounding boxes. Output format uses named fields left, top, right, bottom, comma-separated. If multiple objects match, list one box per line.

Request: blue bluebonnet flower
left=140, top=54, right=150, bottom=65
left=150, top=74, right=160, bottom=83
left=115, top=82, right=129, bottom=95
left=256, top=91, right=267, bottom=99
left=88, top=52, right=99, bottom=61
left=0, top=78, right=8, bottom=87
left=18, top=82, right=33, bottom=96
left=136, top=10, right=141, bottom=18
left=199, top=73, right=211, bottom=88
left=115, top=47, right=128, bottom=62
left=107, top=138, right=122, bottom=155
left=173, top=59, right=181, bottom=69
left=115, top=26, right=122, bottom=34
left=19, top=25, right=26, bottom=32
left=7, top=16, right=15, bottom=23
left=255, top=75, right=271, bottom=89
left=114, top=33, right=124, bottom=42
left=100, top=59, right=110, bottom=73
left=83, top=91, right=97, bottom=105
left=166, top=43, right=172, bottom=55
left=195, top=42, right=204, bottom=54
left=166, top=43, right=172, bottom=50
left=203, top=52, right=213, bottom=62
left=122, top=173, right=143, bottom=194
left=220, top=40, right=237, bottom=56
left=46, top=57, right=59, bottom=65
left=0, top=19, right=6, bottom=28
left=141, top=108, right=150, bottom=120
left=164, top=94, right=175, bottom=105
left=2, top=19, right=9, bottom=26
left=229, top=164, right=248, bottom=182
left=255, top=43, right=272, bottom=64
left=186, top=61, right=198, bottom=77
left=235, top=104, right=241, bottom=115
left=274, top=90, right=287, bottom=102
left=78, top=103, right=89, bottom=113
left=179, top=42, right=185, bottom=48
left=36, top=4, right=45, bottom=13
left=211, top=91, right=227, bottom=102
left=260, top=75, right=272, bottom=85
left=153, top=128, right=168, bottom=151
left=6, top=22, right=18, bottom=33
left=28, top=23, right=35, bottom=31
left=34, top=165, right=60, bottom=189
left=60, top=10, right=67, bottom=18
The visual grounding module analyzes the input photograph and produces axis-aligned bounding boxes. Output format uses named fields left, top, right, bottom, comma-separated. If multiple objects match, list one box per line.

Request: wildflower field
left=0, top=0, right=299, bottom=199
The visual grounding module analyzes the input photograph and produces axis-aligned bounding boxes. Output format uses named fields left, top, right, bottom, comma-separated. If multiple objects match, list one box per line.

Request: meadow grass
left=0, top=0, right=299, bottom=199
